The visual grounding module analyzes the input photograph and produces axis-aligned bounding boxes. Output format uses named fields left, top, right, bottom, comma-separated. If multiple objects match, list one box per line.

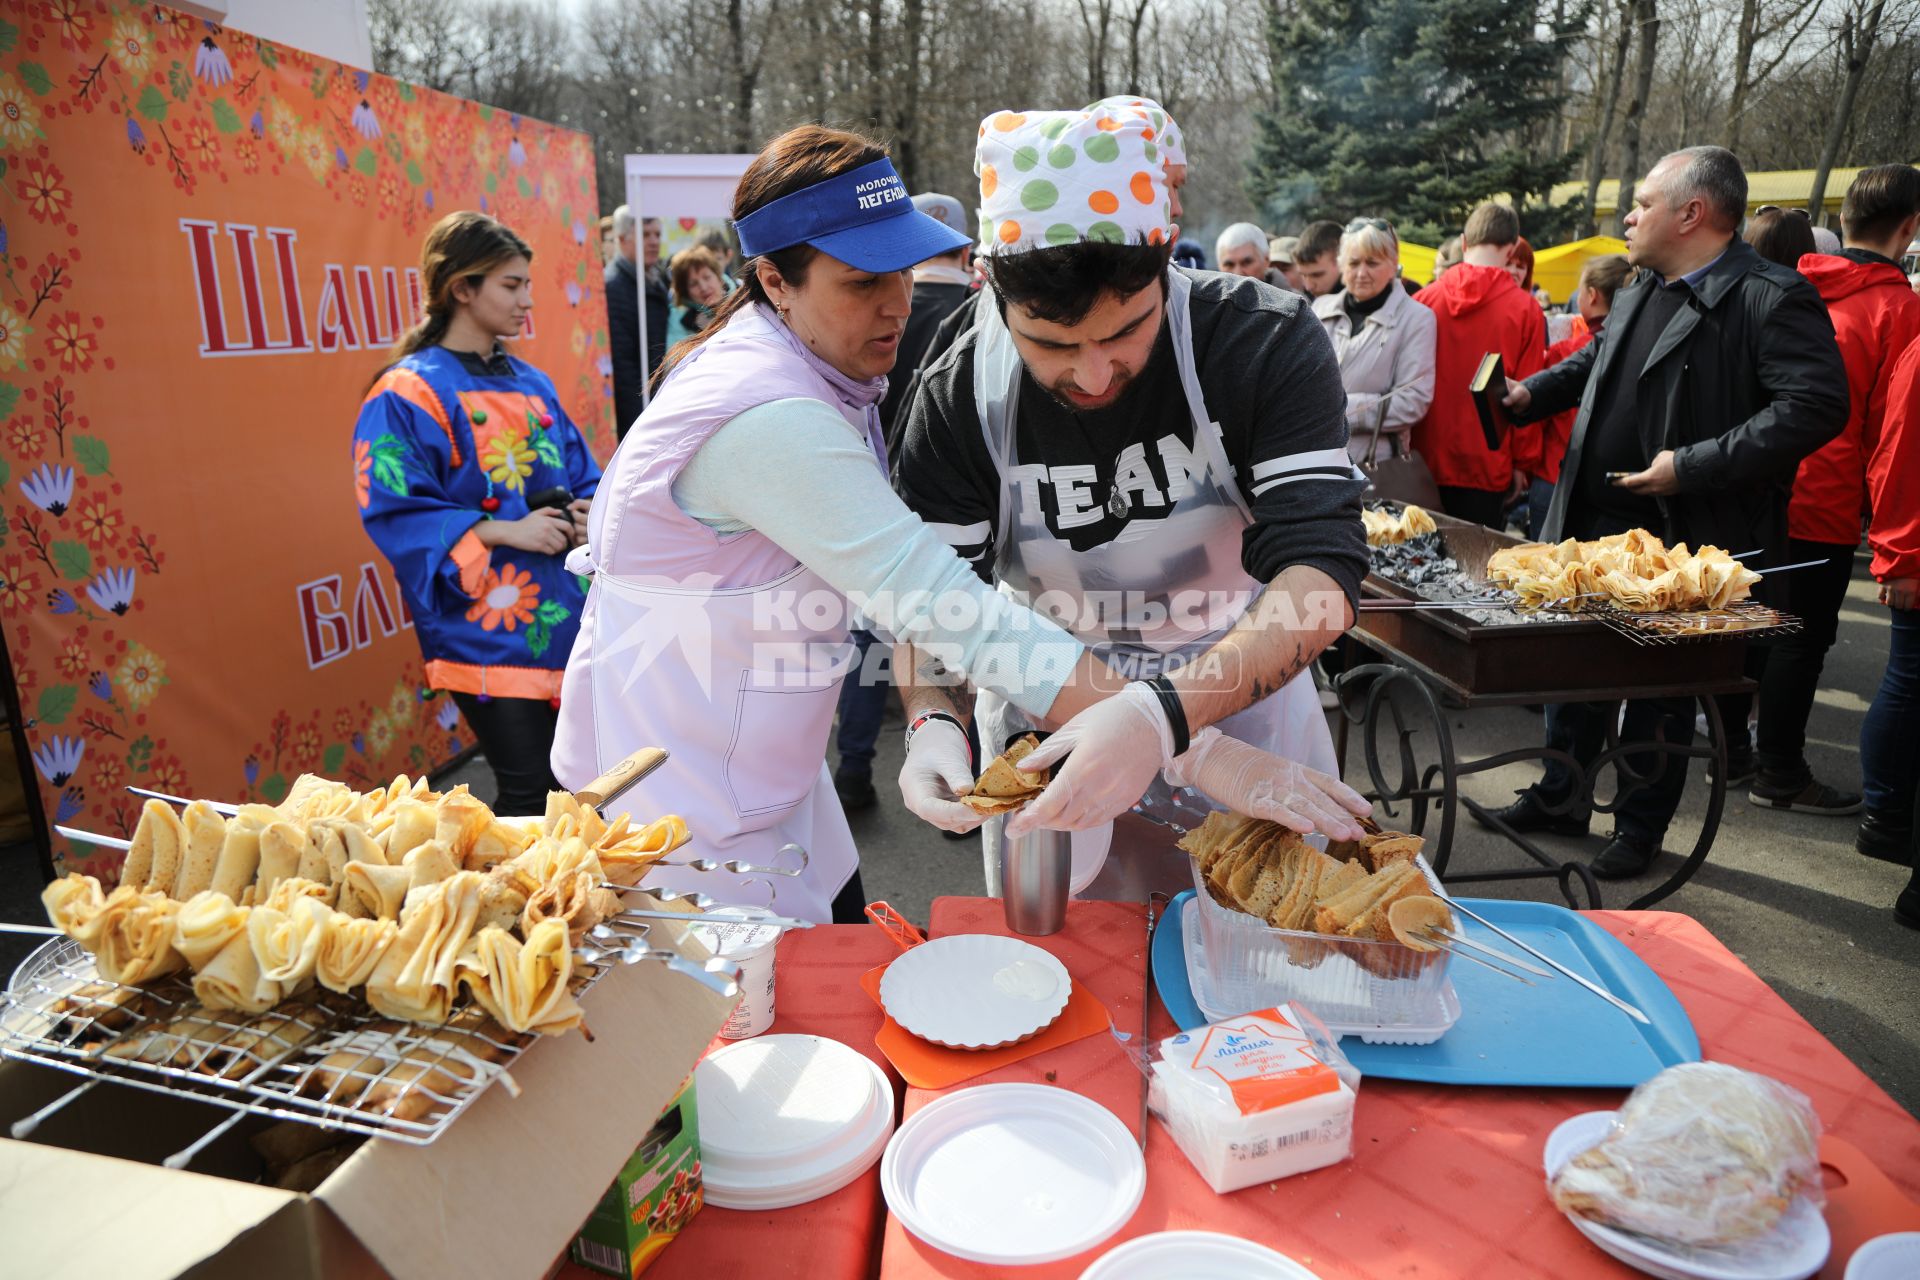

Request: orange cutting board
left=857, top=962, right=1112, bottom=1090
left=1816, top=1135, right=1920, bottom=1278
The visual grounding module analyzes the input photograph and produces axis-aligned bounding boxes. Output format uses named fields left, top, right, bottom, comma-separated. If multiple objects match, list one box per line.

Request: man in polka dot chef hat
left=891, top=98, right=1373, bottom=892
left=974, top=98, right=1184, bottom=253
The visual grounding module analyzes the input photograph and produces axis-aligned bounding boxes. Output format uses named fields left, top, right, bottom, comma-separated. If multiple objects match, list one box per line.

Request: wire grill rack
left=1586, top=600, right=1803, bottom=647
left=1, top=906, right=729, bottom=1148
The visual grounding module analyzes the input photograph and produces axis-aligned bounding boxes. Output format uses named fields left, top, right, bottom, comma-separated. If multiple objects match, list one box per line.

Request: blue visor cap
left=733, top=158, right=971, bottom=272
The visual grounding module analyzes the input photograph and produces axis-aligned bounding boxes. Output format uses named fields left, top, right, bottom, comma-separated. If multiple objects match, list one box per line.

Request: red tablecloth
left=559, top=923, right=903, bottom=1280
left=874, top=898, right=1920, bottom=1280
left=561, top=898, right=1919, bottom=1280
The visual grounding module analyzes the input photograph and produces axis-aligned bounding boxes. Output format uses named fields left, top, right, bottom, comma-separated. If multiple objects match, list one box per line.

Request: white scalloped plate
left=879, top=934, right=1072, bottom=1051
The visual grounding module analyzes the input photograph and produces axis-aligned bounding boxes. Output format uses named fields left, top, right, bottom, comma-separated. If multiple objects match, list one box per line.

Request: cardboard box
left=570, top=1081, right=702, bottom=1278
left=0, top=936, right=733, bottom=1280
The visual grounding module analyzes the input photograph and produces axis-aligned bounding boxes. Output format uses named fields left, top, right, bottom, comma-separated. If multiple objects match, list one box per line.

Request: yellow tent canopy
left=1532, top=235, right=1628, bottom=304
left=1399, top=241, right=1438, bottom=286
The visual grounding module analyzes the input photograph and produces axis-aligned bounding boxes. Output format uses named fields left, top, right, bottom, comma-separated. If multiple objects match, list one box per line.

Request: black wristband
left=1144, top=676, right=1191, bottom=758
left=906, top=710, right=972, bottom=766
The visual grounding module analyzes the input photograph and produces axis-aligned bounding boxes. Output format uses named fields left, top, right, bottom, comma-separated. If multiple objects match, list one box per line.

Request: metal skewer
left=1750, top=557, right=1829, bottom=576
left=10, top=1079, right=99, bottom=1139
left=1419, top=929, right=1537, bottom=984
left=658, top=841, right=809, bottom=878
left=1436, top=928, right=1552, bottom=977
left=598, top=908, right=813, bottom=931
left=0, top=922, right=63, bottom=937
left=124, top=786, right=239, bottom=815
left=55, top=825, right=130, bottom=851
left=1445, top=899, right=1651, bottom=1024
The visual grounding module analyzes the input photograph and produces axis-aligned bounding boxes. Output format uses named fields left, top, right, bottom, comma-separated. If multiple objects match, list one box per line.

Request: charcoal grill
left=1338, top=507, right=1754, bottom=911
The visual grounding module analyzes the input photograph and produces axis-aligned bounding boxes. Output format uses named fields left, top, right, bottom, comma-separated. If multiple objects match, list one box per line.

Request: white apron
left=970, top=269, right=1337, bottom=892
left=564, top=549, right=859, bottom=923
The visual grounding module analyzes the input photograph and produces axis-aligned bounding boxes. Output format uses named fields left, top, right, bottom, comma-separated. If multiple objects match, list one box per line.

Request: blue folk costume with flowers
left=353, top=345, right=601, bottom=700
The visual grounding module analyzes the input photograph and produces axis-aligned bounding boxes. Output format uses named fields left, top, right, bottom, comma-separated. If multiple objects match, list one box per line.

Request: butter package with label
left=1145, top=1003, right=1357, bottom=1194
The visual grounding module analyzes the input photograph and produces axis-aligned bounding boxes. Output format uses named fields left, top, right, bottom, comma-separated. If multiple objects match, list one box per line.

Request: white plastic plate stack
left=1078, top=1230, right=1324, bottom=1280
left=881, top=1083, right=1145, bottom=1266
left=1542, top=1111, right=1831, bottom=1280
left=695, top=1034, right=895, bottom=1210
left=878, top=935, right=1071, bottom=1051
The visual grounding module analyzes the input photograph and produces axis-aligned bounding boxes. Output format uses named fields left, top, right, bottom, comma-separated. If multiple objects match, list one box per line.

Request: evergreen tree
left=1249, top=0, right=1587, bottom=245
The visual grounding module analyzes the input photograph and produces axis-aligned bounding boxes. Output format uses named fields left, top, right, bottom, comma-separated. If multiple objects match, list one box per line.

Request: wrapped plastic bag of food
left=1123, top=1002, right=1358, bottom=1194
left=1550, top=1062, right=1823, bottom=1250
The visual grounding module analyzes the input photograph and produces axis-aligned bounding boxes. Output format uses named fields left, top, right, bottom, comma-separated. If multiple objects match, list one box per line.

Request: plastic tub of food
left=1186, top=853, right=1456, bottom=1038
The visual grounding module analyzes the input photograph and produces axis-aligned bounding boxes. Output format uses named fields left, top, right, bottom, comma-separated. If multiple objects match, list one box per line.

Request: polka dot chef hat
left=974, top=99, right=1181, bottom=256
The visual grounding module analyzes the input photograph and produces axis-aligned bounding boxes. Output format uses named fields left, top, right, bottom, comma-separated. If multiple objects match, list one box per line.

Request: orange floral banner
left=0, top=2, right=611, bottom=880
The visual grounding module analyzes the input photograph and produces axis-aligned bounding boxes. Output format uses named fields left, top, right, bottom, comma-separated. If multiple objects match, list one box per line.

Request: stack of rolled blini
left=40, top=774, right=696, bottom=1037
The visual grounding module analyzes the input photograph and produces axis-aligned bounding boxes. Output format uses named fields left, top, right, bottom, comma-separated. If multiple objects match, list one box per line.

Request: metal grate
left=0, top=902, right=725, bottom=1146
left=1586, top=600, right=1803, bottom=647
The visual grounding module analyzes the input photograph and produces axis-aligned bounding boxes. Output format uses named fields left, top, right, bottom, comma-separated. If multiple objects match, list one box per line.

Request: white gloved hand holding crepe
left=898, top=716, right=985, bottom=833
left=1004, top=683, right=1172, bottom=837
left=1164, top=727, right=1370, bottom=841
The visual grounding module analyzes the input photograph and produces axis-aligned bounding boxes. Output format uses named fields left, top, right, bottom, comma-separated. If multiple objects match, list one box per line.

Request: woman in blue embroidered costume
left=353, top=211, right=603, bottom=816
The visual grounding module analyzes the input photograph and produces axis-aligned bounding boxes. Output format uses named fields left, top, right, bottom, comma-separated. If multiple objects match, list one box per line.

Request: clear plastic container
left=1186, top=853, right=1455, bottom=1034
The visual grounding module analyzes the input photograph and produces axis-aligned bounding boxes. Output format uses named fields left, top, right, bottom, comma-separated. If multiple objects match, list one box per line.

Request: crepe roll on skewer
left=256, top=821, right=311, bottom=900
left=193, top=927, right=284, bottom=1013
left=342, top=860, right=412, bottom=921
left=402, top=839, right=459, bottom=893
left=262, top=876, right=334, bottom=912
left=476, top=876, right=529, bottom=933
left=127, top=799, right=188, bottom=896
left=464, top=819, right=537, bottom=872
left=365, top=870, right=485, bottom=1024
left=380, top=799, right=438, bottom=862
left=247, top=896, right=331, bottom=993
left=434, top=788, right=495, bottom=862
left=208, top=815, right=265, bottom=903
left=315, top=914, right=399, bottom=993
left=41, top=872, right=108, bottom=942
left=174, top=801, right=227, bottom=898
left=93, top=892, right=186, bottom=985
left=457, top=918, right=585, bottom=1035
left=172, top=890, right=249, bottom=969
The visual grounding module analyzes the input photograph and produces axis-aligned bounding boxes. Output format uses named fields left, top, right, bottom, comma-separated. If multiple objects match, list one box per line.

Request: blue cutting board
left=1151, top=892, right=1700, bottom=1088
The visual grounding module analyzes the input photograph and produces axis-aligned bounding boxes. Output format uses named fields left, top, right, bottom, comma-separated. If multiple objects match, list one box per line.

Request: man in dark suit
left=604, top=208, right=668, bottom=439
left=1487, top=145, right=1849, bottom=879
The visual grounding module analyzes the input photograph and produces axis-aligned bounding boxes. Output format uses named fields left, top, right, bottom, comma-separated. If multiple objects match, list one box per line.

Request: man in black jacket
left=603, top=208, right=669, bottom=439
left=1486, top=146, right=1849, bottom=879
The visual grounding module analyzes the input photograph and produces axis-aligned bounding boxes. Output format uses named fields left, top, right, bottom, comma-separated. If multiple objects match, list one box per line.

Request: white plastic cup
left=690, top=908, right=782, bottom=1039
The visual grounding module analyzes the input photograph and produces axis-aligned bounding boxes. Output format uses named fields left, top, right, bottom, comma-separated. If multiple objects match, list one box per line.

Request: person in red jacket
left=1523, top=254, right=1631, bottom=539
left=1863, top=332, right=1920, bottom=927
left=1749, top=166, right=1920, bottom=823
left=1413, top=202, right=1547, bottom=527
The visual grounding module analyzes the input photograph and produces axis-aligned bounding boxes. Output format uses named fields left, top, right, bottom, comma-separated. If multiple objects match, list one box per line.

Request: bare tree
left=1724, top=0, right=1822, bottom=153
left=1583, top=0, right=1635, bottom=235
left=1807, top=0, right=1887, bottom=211
left=1614, top=0, right=1662, bottom=233
left=1077, top=0, right=1116, bottom=98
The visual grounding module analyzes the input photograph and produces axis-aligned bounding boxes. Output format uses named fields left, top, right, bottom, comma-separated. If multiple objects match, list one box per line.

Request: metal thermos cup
left=1002, top=826, right=1071, bottom=936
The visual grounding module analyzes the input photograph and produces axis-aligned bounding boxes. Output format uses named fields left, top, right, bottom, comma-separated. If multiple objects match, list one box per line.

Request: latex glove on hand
left=898, top=717, right=985, bottom=833
left=1165, top=727, right=1371, bottom=842
left=1004, top=683, right=1173, bottom=838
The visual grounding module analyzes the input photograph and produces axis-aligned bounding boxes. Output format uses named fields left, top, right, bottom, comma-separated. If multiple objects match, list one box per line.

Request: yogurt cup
left=689, top=908, right=782, bottom=1039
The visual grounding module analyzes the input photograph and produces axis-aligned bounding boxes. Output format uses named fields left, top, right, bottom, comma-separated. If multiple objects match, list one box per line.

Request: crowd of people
left=354, top=101, right=1920, bottom=929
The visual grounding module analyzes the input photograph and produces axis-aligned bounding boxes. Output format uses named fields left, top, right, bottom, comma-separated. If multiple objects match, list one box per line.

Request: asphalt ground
left=3, top=555, right=1912, bottom=1116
